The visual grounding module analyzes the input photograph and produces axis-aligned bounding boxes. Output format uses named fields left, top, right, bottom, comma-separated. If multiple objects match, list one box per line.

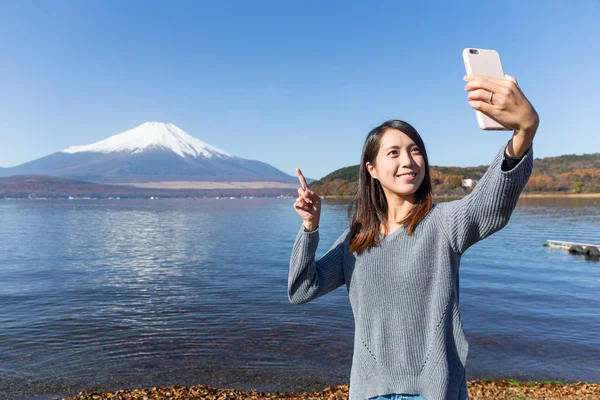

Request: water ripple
left=0, top=197, right=598, bottom=399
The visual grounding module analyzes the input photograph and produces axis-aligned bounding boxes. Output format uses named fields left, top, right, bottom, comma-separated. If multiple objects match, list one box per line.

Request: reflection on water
left=0, top=197, right=598, bottom=400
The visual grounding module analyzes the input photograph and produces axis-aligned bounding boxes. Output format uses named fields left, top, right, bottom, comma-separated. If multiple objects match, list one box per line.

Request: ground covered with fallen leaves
left=58, top=379, right=600, bottom=400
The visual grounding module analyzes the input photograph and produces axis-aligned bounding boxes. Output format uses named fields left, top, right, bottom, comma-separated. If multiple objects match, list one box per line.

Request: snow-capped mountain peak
left=61, top=122, right=232, bottom=159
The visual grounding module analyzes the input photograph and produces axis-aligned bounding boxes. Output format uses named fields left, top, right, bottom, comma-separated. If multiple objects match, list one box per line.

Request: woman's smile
left=396, top=171, right=418, bottom=181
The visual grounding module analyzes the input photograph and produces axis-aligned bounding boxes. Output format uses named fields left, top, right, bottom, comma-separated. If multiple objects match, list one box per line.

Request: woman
left=288, top=74, right=538, bottom=400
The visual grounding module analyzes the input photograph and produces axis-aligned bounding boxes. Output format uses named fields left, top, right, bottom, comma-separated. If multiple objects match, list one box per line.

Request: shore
left=121, top=181, right=300, bottom=189
left=58, top=380, right=600, bottom=400
left=321, top=193, right=600, bottom=199
left=519, top=192, right=600, bottom=198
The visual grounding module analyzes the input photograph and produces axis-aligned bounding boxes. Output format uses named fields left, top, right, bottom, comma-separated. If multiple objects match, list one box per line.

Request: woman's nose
left=400, top=151, right=414, bottom=167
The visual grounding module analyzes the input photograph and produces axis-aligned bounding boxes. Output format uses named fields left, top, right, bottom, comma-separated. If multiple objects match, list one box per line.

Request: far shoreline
left=321, top=192, right=600, bottom=199
left=518, top=192, right=600, bottom=198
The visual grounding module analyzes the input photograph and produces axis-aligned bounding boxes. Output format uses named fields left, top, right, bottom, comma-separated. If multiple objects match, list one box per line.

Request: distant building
left=462, top=179, right=477, bottom=189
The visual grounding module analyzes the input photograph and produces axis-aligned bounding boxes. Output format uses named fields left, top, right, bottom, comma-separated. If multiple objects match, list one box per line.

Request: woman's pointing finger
left=296, top=168, right=309, bottom=191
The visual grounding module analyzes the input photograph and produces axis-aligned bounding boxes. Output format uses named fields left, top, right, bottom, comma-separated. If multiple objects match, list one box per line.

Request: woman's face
left=366, top=129, right=426, bottom=201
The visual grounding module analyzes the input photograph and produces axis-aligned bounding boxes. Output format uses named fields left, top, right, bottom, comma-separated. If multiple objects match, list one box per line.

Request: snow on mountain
left=0, top=121, right=297, bottom=184
left=62, top=122, right=232, bottom=159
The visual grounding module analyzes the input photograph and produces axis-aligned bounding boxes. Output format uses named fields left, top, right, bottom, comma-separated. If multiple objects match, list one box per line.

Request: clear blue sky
left=1, top=0, right=598, bottom=180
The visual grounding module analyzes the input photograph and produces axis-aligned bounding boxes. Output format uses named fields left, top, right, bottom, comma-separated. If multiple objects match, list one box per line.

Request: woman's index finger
left=465, top=76, right=506, bottom=94
left=296, top=168, right=308, bottom=190
left=466, top=74, right=507, bottom=87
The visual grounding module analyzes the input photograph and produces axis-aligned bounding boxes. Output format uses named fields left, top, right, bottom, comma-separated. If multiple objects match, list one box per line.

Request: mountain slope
left=62, top=122, right=232, bottom=159
left=0, top=122, right=296, bottom=184
left=309, top=153, right=600, bottom=196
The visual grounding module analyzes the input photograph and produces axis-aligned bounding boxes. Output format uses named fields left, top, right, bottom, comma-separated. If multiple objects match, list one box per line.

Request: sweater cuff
left=502, top=155, right=523, bottom=172
left=501, top=141, right=532, bottom=172
left=299, top=225, right=319, bottom=235
left=498, top=144, right=533, bottom=180
left=294, top=225, right=319, bottom=257
left=296, top=224, right=320, bottom=252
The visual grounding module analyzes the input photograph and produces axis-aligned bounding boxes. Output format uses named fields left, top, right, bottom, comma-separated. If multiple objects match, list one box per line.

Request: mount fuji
left=0, top=122, right=297, bottom=184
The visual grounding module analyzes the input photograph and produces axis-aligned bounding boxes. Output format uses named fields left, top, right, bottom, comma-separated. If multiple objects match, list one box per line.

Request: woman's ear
left=366, top=162, right=378, bottom=180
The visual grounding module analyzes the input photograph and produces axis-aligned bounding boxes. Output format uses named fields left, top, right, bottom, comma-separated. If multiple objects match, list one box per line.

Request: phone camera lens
left=469, top=49, right=479, bottom=55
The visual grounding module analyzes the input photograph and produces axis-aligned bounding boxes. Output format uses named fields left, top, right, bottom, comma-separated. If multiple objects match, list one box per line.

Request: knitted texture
left=288, top=144, right=533, bottom=400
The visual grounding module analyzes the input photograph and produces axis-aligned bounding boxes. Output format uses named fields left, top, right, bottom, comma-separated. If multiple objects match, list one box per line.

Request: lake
left=0, top=197, right=598, bottom=400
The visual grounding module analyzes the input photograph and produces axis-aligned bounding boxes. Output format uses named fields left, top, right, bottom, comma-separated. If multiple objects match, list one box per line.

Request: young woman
left=288, top=74, right=539, bottom=400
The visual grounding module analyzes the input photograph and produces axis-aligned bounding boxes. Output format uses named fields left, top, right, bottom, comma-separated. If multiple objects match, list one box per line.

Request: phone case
left=462, top=48, right=510, bottom=130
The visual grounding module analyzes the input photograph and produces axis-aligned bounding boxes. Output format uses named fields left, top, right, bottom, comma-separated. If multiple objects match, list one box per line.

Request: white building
left=462, top=179, right=477, bottom=189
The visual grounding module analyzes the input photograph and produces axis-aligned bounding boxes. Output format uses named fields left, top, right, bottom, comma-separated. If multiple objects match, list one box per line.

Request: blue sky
left=1, top=0, right=598, bottom=180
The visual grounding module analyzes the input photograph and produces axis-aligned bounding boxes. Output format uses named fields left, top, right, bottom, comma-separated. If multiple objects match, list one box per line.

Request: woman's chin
left=385, top=187, right=419, bottom=199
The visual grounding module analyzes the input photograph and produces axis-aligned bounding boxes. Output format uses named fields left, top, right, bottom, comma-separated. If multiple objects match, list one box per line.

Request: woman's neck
left=386, top=193, right=416, bottom=224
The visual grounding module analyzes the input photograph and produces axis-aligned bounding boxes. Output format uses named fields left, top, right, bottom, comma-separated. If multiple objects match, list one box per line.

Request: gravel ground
left=57, top=379, right=600, bottom=400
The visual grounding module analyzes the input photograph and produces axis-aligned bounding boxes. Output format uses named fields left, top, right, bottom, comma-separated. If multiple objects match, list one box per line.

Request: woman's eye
left=411, top=148, right=421, bottom=154
left=388, top=150, right=398, bottom=156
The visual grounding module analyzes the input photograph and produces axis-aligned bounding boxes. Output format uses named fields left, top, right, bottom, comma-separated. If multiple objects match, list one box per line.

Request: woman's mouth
left=396, top=172, right=417, bottom=181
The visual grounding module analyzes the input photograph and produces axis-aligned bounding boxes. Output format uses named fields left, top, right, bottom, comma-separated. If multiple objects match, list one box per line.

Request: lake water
left=0, top=197, right=599, bottom=400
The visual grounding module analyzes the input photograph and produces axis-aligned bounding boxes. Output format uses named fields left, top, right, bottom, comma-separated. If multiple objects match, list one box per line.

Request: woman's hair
left=347, top=120, right=433, bottom=253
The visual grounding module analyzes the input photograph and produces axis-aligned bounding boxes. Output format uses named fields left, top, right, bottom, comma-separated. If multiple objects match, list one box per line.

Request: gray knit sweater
left=288, top=144, right=533, bottom=400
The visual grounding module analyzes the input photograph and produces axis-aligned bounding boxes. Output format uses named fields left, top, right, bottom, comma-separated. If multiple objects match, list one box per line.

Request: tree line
left=310, top=153, right=600, bottom=196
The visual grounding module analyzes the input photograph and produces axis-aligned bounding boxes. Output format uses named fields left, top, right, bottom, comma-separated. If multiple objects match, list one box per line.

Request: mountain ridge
left=0, top=122, right=297, bottom=184
left=61, top=121, right=232, bottom=159
left=310, top=152, right=600, bottom=196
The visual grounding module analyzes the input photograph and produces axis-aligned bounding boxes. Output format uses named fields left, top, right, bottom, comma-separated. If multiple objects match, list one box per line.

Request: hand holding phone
left=462, top=48, right=540, bottom=155
left=462, top=48, right=511, bottom=130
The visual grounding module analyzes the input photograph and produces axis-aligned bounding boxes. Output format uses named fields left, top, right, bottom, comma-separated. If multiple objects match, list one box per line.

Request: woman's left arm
left=438, top=74, right=539, bottom=254
left=464, top=73, right=540, bottom=157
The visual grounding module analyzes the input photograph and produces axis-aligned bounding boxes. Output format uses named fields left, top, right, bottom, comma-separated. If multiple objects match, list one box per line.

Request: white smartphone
left=462, top=48, right=510, bottom=130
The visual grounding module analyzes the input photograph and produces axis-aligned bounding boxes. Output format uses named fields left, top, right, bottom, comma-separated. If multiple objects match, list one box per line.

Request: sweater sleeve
left=288, top=226, right=350, bottom=305
left=501, top=152, right=525, bottom=171
left=439, top=143, right=534, bottom=254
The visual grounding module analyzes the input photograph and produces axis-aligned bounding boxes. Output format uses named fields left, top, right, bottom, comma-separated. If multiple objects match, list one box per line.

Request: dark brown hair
left=348, top=120, right=433, bottom=253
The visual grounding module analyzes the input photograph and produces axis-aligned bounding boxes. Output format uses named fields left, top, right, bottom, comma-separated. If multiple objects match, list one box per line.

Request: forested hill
left=309, top=153, right=600, bottom=196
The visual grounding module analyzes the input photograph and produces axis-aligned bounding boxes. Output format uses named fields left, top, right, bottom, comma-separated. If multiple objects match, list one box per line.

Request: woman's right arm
left=288, top=167, right=347, bottom=304
left=288, top=227, right=350, bottom=305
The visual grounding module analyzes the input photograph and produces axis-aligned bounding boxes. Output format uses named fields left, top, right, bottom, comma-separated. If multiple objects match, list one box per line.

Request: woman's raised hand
left=464, top=74, right=539, bottom=157
left=294, top=168, right=321, bottom=232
